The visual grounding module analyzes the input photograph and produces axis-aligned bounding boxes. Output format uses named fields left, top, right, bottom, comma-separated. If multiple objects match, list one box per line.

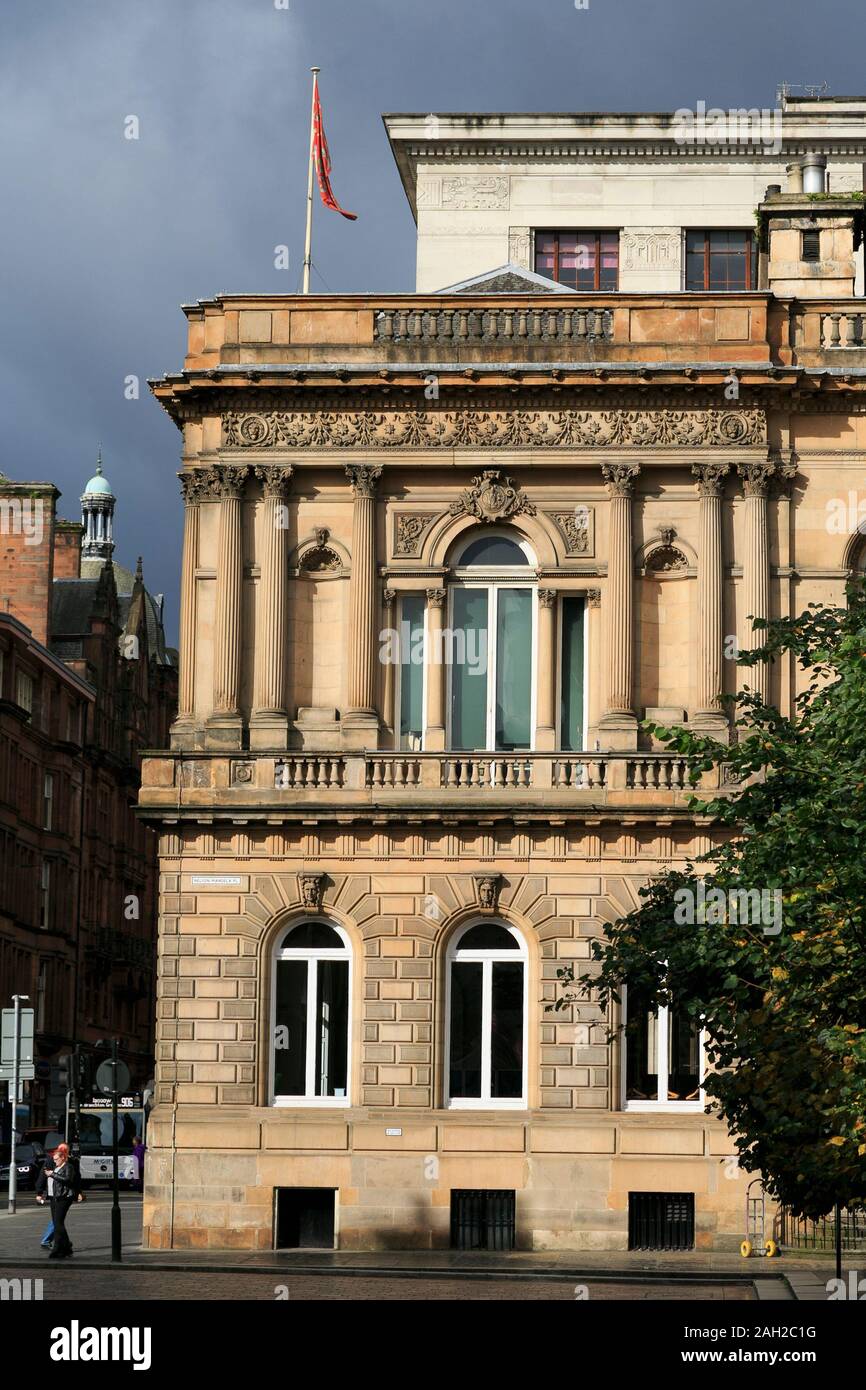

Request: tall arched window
left=272, top=921, right=351, bottom=1105
left=446, top=921, right=527, bottom=1108
left=449, top=529, right=536, bottom=752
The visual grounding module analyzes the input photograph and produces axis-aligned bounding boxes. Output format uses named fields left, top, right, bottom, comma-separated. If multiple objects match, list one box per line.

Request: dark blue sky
left=3, top=0, right=865, bottom=640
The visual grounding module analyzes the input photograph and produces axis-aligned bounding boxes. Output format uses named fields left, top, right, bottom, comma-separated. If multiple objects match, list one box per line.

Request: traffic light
left=57, top=1054, right=73, bottom=1089
left=72, top=1048, right=94, bottom=1100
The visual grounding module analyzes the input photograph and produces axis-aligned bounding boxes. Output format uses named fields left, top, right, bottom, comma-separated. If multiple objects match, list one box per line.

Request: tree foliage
left=555, top=587, right=866, bottom=1217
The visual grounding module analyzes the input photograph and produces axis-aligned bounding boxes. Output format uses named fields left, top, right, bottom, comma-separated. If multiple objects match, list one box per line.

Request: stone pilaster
left=343, top=464, right=382, bottom=747
left=424, top=588, right=447, bottom=752
left=171, top=471, right=206, bottom=748
left=535, top=588, right=558, bottom=751
left=738, top=462, right=775, bottom=706
left=599, top=463, right=639, bottom=748
left=251, top=466, right=292, bottom=751
left=209, top=465, right=248, bottom=749
left=692, top=462, right=730, bottom=739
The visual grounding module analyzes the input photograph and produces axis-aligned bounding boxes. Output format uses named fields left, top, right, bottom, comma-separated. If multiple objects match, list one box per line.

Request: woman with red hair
left=35, top=1142, right=84, bottom=1259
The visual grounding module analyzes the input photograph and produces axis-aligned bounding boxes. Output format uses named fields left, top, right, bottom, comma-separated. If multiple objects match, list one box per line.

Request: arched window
left=272, top=920, right=351, bottom=1105
left=449, top=529, right=537, bottom=752
left=622, top=983, right=704, bottom=1110
left=446, top=921, right=527, bottom=1108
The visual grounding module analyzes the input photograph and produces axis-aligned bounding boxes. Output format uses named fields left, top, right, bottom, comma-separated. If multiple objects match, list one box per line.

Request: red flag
left=312, top=76, right=357, bottom=221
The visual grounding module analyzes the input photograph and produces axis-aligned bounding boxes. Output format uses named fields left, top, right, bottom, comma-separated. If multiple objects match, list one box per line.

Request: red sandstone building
left=0, top=461, right=176, bottom=1129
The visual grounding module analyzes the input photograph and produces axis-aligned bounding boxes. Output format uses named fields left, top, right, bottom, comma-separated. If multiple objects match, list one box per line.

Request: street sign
left=0, top=1065, right=35, bottom=1084
left=95, top=1058, right=131, bottom=1096
left=1, top=1009, right=34, bottom=1066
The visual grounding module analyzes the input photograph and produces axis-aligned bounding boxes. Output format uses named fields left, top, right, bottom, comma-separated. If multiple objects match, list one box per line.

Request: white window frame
left=447, top=531, right=538, bottom=753
left=270, top=919, right=352, bottom=1108
left=445, top=921, right=528, bottom=1110
left=621, top=982, right=705, bottom=1112
left=554, top=593, right=589, bottom=751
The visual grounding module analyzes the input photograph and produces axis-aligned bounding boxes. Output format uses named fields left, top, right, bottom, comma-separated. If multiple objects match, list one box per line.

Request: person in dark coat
left=36, top=1143, right=84, bottom=1258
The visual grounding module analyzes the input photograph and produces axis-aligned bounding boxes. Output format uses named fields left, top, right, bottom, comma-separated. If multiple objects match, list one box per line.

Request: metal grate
left=779, top=1207, right=866, bottom=1252
left=451, top=1189, right=516, bottom=1251
left=628, top=1191, right=695, bottom=1251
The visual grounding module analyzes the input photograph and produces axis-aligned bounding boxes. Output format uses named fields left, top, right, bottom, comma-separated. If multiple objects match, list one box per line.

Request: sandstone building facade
left=139, top=95, right=866, bottom=1251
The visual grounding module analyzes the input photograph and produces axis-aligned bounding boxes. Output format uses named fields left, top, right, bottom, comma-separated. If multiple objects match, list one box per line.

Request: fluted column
left=210, top=465, right=247, bottom=747
left=343, top=464, right=382, bottom=745
left=600, top=463, right=639, bottom=748
left=424, top=588, right=446, bottom=752
left=692, top=462, right=730, bottom=736
left=251, top=465, right=292, bottom=750
left=535, top=588, right=558, bottom=751
left=172, top=472, right=204, bottom=745
left=738, top=462, right=775, bottom=705
left=382, top=588, right=397, bottom=745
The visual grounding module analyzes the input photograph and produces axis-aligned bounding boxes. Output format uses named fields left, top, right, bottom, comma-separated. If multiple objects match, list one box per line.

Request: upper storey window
left=685, top=230, right=756, bottom=291
left=535, top=231, right=619, bottom=291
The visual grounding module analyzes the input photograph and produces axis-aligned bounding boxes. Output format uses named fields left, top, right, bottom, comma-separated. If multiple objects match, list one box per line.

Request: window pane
left=450, top=961, right=483, bottom=1098
left=560, top=596, right=585, bottom=751
left=495, top=589, right=531, bottom=750
left=458, top=535, right=529, bottom=566
left=281, top=922, right=344, bottom=950
left=315, top=959, right=349, bottom=1097
left=625, top=987, right=659, bottom=1101
left=275, top=959, right=307, bottom=1095
left=458, top=923, right=519, bottom=950
left=668, top=1006, right=700, bottom=1101
left=451, top=587, right=489, bottom=750
left=491, top=961, right=524, bottom=1098
left=400, top=593, right=424, bottom=750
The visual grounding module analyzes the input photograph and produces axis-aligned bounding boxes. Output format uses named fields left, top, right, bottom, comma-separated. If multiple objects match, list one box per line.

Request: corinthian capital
left=254, top=464, right=293, bottom=498
left=214, top=464, right=250, bottom=499
left=692, top=462, right=730, bottom=497
left=737, top=461, right=776, bottom=498
left=345, top=464, right=383, bottom=498
left=601, top=462, right=640, bottom=497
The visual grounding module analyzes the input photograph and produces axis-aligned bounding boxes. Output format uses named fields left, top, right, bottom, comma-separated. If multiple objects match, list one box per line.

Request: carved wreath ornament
left=222, top=408, right=766, bottom=451
left=450, top=470, right=535, bottom=523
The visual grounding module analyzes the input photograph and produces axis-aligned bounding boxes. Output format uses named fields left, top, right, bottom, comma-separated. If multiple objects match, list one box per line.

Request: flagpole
left=302, top=67, right=319, bottom=295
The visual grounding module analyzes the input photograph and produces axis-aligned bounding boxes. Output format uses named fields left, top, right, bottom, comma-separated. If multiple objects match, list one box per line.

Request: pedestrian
left=132, top=1137, right=145, bottom=1192
left=36, top=1142, right=84, bottom=1259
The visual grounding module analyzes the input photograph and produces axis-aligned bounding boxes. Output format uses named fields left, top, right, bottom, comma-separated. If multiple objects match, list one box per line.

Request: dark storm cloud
left=2, top=0, right=865, bottom=640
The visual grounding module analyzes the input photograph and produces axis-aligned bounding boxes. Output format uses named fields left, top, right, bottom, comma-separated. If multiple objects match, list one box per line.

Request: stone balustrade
left=141, top=750, right=709, bottom=809
left=373, top=305, right=613, bottom=345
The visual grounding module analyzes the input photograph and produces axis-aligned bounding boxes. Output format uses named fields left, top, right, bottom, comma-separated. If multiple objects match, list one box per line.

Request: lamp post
left=94, top=1038, right=127, bottom=1263
left=6, top=994, right=29, bottom=1214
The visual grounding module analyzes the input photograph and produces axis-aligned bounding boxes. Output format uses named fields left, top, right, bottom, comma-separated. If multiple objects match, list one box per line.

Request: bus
left=67, top=1093, right=146, bottom=1185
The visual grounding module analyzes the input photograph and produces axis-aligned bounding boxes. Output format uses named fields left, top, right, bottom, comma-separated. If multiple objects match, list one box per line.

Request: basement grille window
left=451, top=1189, right=516, bottom=1251
left=802, top=230, right=821, bottom=262
left=628, top=1191, right=695, bottom=1251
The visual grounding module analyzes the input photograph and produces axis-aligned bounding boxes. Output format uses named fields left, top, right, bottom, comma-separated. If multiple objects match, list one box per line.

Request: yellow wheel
left=740, top=1239, right=753, bottom=1258
left=765, top=1239, right=778, bottom=1258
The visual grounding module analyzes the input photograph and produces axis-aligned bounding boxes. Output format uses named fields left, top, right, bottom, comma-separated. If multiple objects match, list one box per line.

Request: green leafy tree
left=555, top=588, right=866, bottom=1217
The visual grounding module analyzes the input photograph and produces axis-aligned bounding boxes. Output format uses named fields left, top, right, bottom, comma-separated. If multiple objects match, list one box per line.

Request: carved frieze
left=441, top=175, right=509, bottom=210
left=223, top=408, right=766, bottom=452
left=621, top=229, right=682, bottom=272
left=450, top=470, right=536, bottom=523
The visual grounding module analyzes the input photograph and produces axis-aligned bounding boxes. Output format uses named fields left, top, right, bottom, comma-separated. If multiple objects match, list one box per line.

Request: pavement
left=0, top=1191, right=860, bottom=1301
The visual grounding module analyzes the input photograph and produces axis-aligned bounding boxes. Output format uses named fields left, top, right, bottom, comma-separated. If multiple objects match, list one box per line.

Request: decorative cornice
left=449, top=469, right=536, bottom=523
left=222, top=407, right=767, bottom=452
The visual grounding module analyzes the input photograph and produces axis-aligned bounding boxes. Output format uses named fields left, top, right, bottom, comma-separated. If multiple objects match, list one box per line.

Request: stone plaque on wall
left=441, top=176, right=510, bottom=210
